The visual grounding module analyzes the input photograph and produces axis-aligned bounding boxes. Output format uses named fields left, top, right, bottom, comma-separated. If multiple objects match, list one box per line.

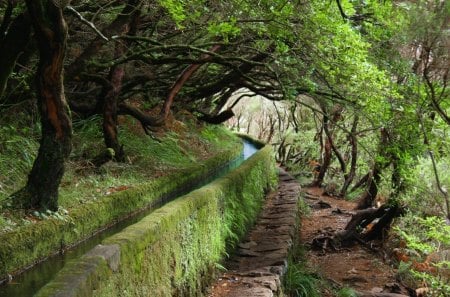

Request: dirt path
left=207, top=174, right=410, bottom=297
left=208, top=169, right=301, bottom=297
left=302, top=186, right=409, bottom=296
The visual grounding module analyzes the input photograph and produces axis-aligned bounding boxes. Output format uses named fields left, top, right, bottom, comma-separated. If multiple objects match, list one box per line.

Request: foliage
left=395, top=214, right=450, bottom=295
left=283, top=246, right=321, bottom=297
left=35, top=144, right=276, bottom=297
left=0, top=0, right=449, bottom=292
left=0, top=125, right=39, bottom=202
left=336, top=287, right=358, bottom=297
left=398, top=155, right=450, bottom=217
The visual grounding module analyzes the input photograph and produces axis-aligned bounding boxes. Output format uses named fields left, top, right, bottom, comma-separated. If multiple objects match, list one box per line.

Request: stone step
left=208, top=168, right=301, bottom=297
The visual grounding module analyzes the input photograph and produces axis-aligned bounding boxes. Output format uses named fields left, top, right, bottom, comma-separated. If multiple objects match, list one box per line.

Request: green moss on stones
left=35, top=144, right=277, bottom=297
left=33, top=147, right=276, bottom=296
left=0, top=144, right=242, bottom=280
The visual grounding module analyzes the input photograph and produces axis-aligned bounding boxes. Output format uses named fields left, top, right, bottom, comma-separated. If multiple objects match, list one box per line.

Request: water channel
left=0, top=139, right=261, bottom=297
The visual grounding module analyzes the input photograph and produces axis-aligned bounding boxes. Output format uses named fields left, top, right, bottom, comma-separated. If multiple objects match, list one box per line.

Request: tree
left=13, top=0, right=72, bottom=210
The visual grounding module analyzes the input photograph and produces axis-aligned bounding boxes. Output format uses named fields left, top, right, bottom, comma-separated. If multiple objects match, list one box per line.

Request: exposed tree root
left=311, top=204, right=404, bottom=252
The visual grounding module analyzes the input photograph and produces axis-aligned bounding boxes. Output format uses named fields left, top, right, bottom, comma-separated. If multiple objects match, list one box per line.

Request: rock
left=312, top=200, right=332, bottom=209
left=208, top=169, right=300, bottom=297
left=370, top=287, right=384, bottom=293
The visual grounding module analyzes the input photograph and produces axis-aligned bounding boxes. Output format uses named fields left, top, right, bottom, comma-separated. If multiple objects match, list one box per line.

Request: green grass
left=336, top=287, right=358, bottom=297
left=0, top=125, right=40, bottom=202
left=0, top=114, right=241, bottom=228
left=283, top=260, right=321, bottom=297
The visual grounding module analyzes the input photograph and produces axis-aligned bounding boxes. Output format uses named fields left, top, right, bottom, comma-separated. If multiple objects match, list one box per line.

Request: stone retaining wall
left=35, top=145, right=277, bottom=297
left=0, top=145, right=242, bottom=282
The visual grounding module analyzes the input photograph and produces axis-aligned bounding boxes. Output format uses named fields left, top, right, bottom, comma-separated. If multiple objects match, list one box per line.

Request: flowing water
left=0, top=139, right=260, bottom=297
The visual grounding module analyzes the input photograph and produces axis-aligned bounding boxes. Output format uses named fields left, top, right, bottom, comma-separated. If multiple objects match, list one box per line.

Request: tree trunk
left=15, top=0, right=72, bottom=210
left=313, top=137, right=332, bottom=186
left=102, top=60, right=125, bottom=162
left=349, top=172, right=370, bottom=193
left=332, top=205, right=402, bottom=245
left=312, top=114, right=332, bottom=187
left=311, top=105, right=343, bottom=187
left=340, top=116, right=359, bottom=197
left=355, top=128, right=389, bottom=209
left=355, top=166, right=381, bottom=209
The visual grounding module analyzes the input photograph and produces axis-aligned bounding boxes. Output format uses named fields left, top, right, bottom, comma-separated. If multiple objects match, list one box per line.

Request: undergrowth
left=0, top=114, right=240, bottom=232
left=283, top=198, right=322, bottom=297
left=394, top=213, right=450, bottom=296
left=336, top=287, right=358, bottom=297
left=283, top=246, right=321, bottom=297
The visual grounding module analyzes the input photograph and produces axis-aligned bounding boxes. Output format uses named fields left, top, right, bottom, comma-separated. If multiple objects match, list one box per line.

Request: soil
left=302, top=186, right=408, bottom=296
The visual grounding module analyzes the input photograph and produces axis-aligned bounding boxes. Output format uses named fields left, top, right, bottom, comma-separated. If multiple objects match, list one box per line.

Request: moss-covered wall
left=0, top=145, right=242, bottom=280
left=35, top=145, right=277, bottom=297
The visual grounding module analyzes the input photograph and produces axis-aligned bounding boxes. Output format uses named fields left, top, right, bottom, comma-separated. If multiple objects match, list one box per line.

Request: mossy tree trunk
left=16, top=0, right=72, bottom=210
left=100, top=11, right=141, bottom=162
left=101, top=41, right=126, bottom=162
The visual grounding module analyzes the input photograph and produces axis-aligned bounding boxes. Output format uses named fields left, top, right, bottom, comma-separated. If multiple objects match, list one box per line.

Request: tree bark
left=340, top=116, right=359, bottom=196
left=313, top=136, right=332, bottom=186
left=102, top=53, right=125, bottom=161
left=15, top=0, right=72, bottom=210
left=161, top=44, right=221, bottom=120
left=355, top=165, right=381, bottom=209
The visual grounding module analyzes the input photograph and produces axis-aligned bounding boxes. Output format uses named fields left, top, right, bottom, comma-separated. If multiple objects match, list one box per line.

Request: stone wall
left=35, top=145, right=277, bottom=297
left=0, top=145, right=242, bottom=281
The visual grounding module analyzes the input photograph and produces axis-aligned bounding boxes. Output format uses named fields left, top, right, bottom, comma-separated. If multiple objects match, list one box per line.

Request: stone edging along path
left=208, top=168, right=301, bottom=297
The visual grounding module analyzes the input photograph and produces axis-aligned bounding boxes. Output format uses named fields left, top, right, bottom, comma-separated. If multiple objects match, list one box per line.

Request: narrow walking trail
left=208, top=168, right=301, bottom=297
left=302, top=186, right=410, bottom=297
left=208, top=170, right=410, bottom=297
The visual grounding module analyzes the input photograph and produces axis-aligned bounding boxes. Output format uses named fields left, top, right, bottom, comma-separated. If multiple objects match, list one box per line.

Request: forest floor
left=302, top=186, right=410, bottom=296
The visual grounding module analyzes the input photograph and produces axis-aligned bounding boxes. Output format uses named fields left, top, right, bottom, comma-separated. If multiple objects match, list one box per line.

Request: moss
left=35, top=255, right=111, bottom=297
left=0, top=144, right=242, bottom=280
left=96, top=148, right=276, bottom=296
left=35, top=144, right=277, bottom=297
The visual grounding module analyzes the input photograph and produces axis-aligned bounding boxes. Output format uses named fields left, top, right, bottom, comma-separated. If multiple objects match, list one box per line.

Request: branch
left=197, top=109, right=234, bottom=124
left=335, top=0, right=374, bottom=24
left=424, top=73, right=450, bottom=125
left=418, top=113, right=450, bottom=219
left=66, top=6, right=109, bottom=41
left=97, top=44, right=267, bottom=71
left=428, top=150, right=449, bottom=219
left=161, top=44, right=221, bottom=119
left=335, top=0, right=348, bottom=20
left=188, top=51, right=270, bottom=99
left=66, top=0, right=140, bottom=79
left=118, top=103, right=164, bottom=135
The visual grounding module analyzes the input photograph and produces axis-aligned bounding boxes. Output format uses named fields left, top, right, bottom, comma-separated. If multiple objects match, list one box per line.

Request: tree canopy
left=1, top=0, right=449, bottom=293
